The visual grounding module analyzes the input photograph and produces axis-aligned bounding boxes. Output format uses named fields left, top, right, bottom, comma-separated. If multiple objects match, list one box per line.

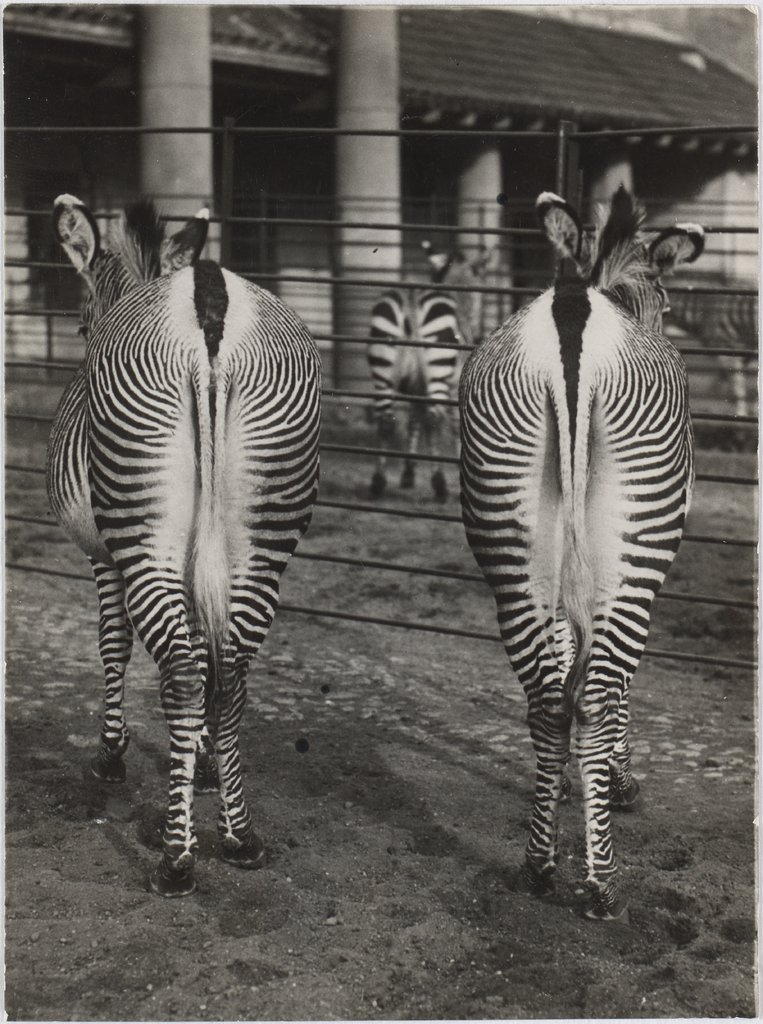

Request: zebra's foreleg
left=150, top=654, right=206, bottom=897
left=90, top=561, right=133, bottom=783
left=215, top=650, right=265, bottom=870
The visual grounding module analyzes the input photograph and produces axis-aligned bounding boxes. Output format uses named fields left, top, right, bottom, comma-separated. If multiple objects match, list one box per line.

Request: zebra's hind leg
left=575, top=684, right=629, bottom=921
left=215, top=650, right=265, bottom=870
left=150, top=655, right=206, bottom=897
left=90, top=561, right=132, bottom=783
left=522, top=701, right=571, bottom=897
left=188, top=634, right=220, bottom=794
left=424, top=407, right=448, bottom=502
left=400, top=413, right=420, bottom=489
left=194, top=727, right=220, bottom=794
left=371, top=407, right=395, bottom=499
left=609, top=686, right=640, bottom=811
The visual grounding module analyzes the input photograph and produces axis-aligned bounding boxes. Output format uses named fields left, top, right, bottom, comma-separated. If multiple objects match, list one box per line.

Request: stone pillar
left=590, top=150, right=633, bottom=205
left=335, top=8, right=401, bottom=387
left=720, top=168, right=758, bottom=281
left=458, top=145, right=504, bottom=333
left=138, top=6, right=215, bottom=249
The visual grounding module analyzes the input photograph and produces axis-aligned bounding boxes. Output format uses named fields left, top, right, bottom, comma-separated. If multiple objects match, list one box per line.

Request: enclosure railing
left=4, top=121, right=758, bottom=673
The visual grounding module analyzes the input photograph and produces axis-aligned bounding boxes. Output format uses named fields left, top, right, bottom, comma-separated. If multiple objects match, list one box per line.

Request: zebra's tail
left=191, top=359, right=230, bottom=687
left=555, top=383, right=596, bottom=721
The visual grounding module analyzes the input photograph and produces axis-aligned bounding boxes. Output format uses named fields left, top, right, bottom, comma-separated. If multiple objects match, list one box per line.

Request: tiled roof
left=2, top=4, right=132, bottom=46
left=212, top=6, right=333, bottom=75
left=3, top=5, right=756, bottom=127
left=399, top=8, right=757, bottom=127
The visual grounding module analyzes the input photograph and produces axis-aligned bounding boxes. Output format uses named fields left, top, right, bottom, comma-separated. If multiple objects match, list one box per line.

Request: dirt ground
left=4, top=404, right=758, bottom=1021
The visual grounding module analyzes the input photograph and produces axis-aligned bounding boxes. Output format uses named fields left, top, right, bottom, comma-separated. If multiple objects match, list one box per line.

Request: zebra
left=47, top=195, right=321, bottom=897
left=665, top=280, right=758, bottom=422
left=459, top=186, right=703, bottom=920
left=367, top=244, right=492, bottom=502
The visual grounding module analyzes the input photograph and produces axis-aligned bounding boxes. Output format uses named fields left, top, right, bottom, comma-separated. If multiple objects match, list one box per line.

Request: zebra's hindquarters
left=215, top=273, right=321, bottom=658
left=46, top=366, right=111, bottom=565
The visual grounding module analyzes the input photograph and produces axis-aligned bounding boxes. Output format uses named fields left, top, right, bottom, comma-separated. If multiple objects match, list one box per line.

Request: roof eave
left=3, top=9, right=132, bottom=48
left=212, top=41, right=330, bottom=78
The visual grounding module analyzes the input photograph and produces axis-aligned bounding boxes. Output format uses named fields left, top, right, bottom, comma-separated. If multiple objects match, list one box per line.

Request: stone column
left=458, top=145, right=504, bottom=333
left=335, top=7, right=401, bottom=387
left=138, top=6, right=215, bottom=249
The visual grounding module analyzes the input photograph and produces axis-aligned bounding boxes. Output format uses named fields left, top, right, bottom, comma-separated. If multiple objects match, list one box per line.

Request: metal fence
left=4, top=121, right=758, bottom=674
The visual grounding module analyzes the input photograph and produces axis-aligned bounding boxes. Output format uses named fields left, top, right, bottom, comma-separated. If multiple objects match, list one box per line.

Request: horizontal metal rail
left=3, top=276, right=757, bottom=306
left=311, top=498, right=756, bottom=549
left=4, top=216, right=758, bottom=239
left=4, top=329, right=761, bottom=361
left=4, top=560, right=755, bottom=672
left=3, top=494, right=756, bottom=551
left=4, top=409, right=757, bottom=446
left=6, top=123, right=757, bottom=141
left=6, top=512, right=755, bottom=611
left=571, top=124, right=757, bottom=139
left=2, top=219, right=543, bottom=241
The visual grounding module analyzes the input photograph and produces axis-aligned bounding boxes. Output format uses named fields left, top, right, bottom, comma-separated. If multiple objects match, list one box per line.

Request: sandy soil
left=4, top=408, right=758, bottom=1021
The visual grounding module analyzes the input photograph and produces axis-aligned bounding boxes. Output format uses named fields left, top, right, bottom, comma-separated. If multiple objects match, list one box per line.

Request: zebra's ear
left=53, top=194, right=100, bottom=273
left=648, top=224, right=705, bottom=274
left=160, top=207, right=209, bottom=274
left=535, top=191, right=583, bottom=264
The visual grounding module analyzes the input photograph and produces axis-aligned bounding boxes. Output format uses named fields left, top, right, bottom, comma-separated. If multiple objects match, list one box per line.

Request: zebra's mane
left=112, top=199, right=165, bottom=286
left=587, top=186, right=651, bottom=297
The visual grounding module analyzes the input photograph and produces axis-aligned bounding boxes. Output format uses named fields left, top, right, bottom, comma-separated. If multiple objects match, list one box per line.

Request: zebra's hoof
left=611, top=777, right=641, bottom=812
left=193, top=759, right=220, bottom=794
left=521, top=861, right=556, bottom=897
left=221, top=831, right=266, bottom=870
left=149, top=855, right=197, bottom=898
left=431, top=470, right=448, bottom=503
left=89, top=752, right=126, bottom=784
left=583, top=896, right=629, bottom=923
left=370, top=472, right=386, bottom=500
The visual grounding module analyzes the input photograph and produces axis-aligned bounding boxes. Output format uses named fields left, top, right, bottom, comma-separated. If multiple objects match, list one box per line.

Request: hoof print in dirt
left=89, top=753, right=126, bottom=784
left=221, top=832, right=266, bottom=870
left=149, top=856, right=197, bottom=898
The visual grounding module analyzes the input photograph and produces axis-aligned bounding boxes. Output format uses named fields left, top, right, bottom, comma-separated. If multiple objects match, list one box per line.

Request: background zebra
left=459, top=187, right=703, bottom=920
left=47, top=195, right=321, bottom=897
left=665, top=281, right=758, bottom=421
left=367, top=243, right=492, bottom=501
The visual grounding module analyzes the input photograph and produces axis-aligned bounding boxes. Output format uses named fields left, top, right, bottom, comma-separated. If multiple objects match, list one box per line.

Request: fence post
left=220, top=116, right=235, bottom=269
left=555, top=119, right=580, bottom=203
left=554, top=120, right=581, bottom=276
left=258, top=189, right=268, bottom=277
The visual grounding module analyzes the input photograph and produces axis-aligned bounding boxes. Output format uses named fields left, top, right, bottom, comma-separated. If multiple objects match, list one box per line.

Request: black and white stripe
left=460, top=188, right=702, bottom=920
left=47, top=195, right=321, bottom=896
left=366, top=246, right=492, bottom=502
left=368, top=285, right=461, bottom=501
